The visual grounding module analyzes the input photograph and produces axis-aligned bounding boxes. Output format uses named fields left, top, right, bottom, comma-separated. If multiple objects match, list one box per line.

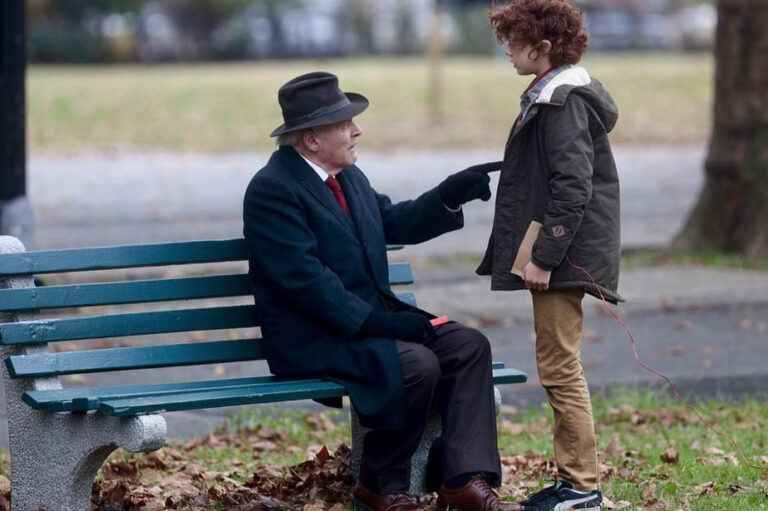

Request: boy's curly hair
left=489, top=0, right=588, bottom=66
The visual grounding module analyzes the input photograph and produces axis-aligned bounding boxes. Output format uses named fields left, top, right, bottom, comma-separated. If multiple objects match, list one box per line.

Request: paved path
left=28, top=145, right=705, bottom=252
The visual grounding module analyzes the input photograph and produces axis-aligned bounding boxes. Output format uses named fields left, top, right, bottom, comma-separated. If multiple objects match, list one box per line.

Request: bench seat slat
left=0, top=263, right=412, bottom=312
left=99, top=367, right=526, bottom=416
left=0, top=239, right=405, bottom=276
left=6, top=339, right=266, bottom=378
left=21, top=365, right=522, bottom=413
left=23, top=375, right=285, bottom=412
left=23, top=366, right=525, bottom=415
left=0, top=305, right=257, bottom=345
left=99, top=380, right=348, bottom=416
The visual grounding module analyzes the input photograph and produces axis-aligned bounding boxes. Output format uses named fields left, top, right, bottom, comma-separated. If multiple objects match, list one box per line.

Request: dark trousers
left=358, top=323, right=501, bottom=494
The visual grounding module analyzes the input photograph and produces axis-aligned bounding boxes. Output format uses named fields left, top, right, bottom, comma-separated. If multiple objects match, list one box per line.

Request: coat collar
left=508, top=66, right=593, bottom=141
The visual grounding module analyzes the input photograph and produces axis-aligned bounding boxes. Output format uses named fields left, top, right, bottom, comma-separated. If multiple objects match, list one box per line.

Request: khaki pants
left=531, top=289, right=599, bottom=491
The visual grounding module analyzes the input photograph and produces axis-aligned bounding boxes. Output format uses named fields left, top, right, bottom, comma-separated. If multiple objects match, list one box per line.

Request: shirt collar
left=297, top=151, right=331, bottom=182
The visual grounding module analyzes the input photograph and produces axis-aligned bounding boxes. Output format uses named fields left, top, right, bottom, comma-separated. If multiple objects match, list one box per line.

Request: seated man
left=243, top=71, right=513, bottom=511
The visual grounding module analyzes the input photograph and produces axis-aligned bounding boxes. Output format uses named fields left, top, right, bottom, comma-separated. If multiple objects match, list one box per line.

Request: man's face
left=310, top=119, right=362, bottom=173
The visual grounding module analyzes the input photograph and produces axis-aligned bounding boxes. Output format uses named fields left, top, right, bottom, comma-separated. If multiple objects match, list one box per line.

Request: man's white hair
left=276, top=130, right=303, bottom=147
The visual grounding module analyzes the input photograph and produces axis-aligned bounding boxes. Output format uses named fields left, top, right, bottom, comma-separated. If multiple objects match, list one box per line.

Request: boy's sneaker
left=520, top=480, right=602, bottom=511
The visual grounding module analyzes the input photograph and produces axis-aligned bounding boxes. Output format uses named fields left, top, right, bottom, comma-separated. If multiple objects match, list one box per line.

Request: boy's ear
left=540, top=39, right=553, bottom=55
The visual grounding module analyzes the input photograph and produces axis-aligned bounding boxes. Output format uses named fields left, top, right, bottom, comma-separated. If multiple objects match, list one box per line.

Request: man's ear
left=301, top=130, right=320, bottom=153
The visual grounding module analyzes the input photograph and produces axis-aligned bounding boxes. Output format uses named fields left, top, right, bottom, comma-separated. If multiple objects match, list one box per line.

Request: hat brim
left=270, top=92, right=369, bottom=137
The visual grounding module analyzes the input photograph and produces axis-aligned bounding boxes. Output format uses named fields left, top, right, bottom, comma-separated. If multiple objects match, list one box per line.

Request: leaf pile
left=92, top=442, right=353, bottom=510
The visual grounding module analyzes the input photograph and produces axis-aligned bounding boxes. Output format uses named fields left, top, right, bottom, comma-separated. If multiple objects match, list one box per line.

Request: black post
left=0, top=0, right=33, bottom=242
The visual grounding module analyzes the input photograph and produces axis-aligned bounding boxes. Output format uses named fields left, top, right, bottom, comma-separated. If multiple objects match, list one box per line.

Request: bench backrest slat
left=0, top=239, right=405, bottom=276
left=0, top=305, right=256, bottom=345
left=6, top=338, right=264, bottom=378
left=0, top=263, right=413, bottom=312
left=0, top=239, right=248, bottom=276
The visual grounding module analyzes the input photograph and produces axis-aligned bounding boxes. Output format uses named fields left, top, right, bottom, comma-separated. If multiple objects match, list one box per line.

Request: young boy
left=477, top=1, right=624, bottom=510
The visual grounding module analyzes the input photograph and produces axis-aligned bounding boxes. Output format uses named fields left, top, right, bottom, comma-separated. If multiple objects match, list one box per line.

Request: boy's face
left=503, top=38, right=545, bottom=76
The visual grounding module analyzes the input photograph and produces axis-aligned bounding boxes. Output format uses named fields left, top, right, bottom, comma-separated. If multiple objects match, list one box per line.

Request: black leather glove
left=359, top=311, right=435, bottom=342
left=437, top=161, right=501, bottom=209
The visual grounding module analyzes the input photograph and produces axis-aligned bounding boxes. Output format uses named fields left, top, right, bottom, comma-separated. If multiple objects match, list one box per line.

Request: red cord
left=565, top=256, right=766, bottom=472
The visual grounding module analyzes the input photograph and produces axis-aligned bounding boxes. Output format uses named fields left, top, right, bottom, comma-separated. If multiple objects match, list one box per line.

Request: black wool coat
left=477, top=66, right=624, bottom=303
left=243, top=146, right=463, bottom=429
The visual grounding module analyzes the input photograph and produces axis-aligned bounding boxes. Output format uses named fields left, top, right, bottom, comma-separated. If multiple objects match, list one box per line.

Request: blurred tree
left=346, top=0, right=376, bottom=54
left=394, top=0, right=418, bottom=54
left=163, top=0, right=250, bottom=57
left=673, top=0, right=768, bottom=257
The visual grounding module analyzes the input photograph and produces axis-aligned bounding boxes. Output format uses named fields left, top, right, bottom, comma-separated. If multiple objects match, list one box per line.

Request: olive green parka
left=477, top=66, right=624, bottom=303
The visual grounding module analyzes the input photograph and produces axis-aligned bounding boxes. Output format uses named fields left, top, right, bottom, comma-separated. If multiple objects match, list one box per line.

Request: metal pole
left=0, top=0, right=33, bottom=243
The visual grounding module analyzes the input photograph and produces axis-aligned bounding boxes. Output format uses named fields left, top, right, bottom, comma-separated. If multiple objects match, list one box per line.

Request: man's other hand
left=359, top=311, right=435, bottom=342
left=438, top=162, right=501, bottom=209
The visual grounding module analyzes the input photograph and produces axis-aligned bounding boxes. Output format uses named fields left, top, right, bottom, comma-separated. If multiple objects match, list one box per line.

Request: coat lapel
left=338, top=171, right=371, bottom=241
left=277, top=146, right=356, bottom=234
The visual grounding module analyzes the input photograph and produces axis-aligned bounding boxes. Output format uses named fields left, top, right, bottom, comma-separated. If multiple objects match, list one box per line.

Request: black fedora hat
left=270, top=71, right=369, bottom=137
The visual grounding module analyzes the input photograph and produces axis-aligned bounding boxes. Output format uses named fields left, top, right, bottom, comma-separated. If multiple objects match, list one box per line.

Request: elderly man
left=243, top=72, right=513, bottom=511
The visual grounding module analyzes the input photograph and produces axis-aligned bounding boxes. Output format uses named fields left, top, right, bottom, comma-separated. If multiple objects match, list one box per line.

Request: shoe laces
left=471, top=477, right=502, bottom=506
left=390, top=494, right=420, bottom=510
left=522, top=481, right=565, bottom=505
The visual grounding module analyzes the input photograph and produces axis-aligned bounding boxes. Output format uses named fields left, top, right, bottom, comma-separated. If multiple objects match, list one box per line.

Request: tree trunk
left=672, top=0, right=768, bottom=257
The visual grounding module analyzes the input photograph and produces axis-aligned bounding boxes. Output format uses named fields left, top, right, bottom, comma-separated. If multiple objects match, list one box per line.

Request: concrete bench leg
left=0, top=235, right=167, bottom=510
left=5, top=402, right=166, bottom=511
left=350, top=386, right=502, bottom=496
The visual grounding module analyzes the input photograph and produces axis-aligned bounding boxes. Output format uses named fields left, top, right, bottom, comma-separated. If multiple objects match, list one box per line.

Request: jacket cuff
left=531, top=255, right=557, bottom=272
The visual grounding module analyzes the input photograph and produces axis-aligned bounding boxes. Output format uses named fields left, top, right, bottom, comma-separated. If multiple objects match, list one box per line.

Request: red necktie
left=325, top=176, right=350, bottom=216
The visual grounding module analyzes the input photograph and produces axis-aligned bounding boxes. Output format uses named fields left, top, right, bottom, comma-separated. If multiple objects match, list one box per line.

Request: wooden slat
left=22, top=365, right=524, bottom=413
left=6, top=339, right=265, bottom=378
left=0, top=263, right=410, bottom=312
left=0, top=274, right=251, bottom=312
left=491, top=367, right=528, bottom=385
left=97, top=367, right=527, bottom=416
left=0, top=239, right=248, bottom=276
left=23, top=375, right=284, bottom=412
left=0, top=305, right=256, bottom=345
left=388, top=262, right=412, bottom=286
left=0, top=240, right=405, bottom=276
left=99, top=379, right=346, bottom=416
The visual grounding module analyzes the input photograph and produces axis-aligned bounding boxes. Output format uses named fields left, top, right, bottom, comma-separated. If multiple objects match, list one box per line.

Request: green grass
left=90, top=392, right=768, bottom=509
left=620, top=248, right=768, bottom=271
left=28, top=53, right=712, bottom=154
left=502, top=390, right=768, bottom=509
left=4, top=391, right=762, bottom=508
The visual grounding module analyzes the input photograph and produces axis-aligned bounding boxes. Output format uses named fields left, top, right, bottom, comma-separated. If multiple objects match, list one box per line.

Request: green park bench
left=0, top=235, right=527, bottom=511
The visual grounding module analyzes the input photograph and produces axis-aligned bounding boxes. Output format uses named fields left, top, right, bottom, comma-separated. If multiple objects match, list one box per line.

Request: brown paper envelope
left=511, top=220, right=543, bottom=277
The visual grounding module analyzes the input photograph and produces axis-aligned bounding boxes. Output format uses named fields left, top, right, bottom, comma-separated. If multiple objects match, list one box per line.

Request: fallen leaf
left=605, top=434, right=624, bottom=458
left=693, top=481, right=715, bottom=496
left=502, top=420, right=525, bottom=435
left=660, top=447, right=679, bottom=464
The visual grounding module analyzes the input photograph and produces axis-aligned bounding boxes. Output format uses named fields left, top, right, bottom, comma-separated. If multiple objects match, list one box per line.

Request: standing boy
left=478, top=1, right=624, bottom=510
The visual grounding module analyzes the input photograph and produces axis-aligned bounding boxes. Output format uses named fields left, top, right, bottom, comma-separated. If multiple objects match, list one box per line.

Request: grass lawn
left=28, top=53, right=712, bottom=154
left=1, top=390, right=761, bottom=509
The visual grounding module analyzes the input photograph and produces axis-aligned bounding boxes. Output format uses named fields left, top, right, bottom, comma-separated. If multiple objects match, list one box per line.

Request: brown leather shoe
left=436, top=477, right=516, bottom=511
left=352, top=484, right=424, bottom=511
